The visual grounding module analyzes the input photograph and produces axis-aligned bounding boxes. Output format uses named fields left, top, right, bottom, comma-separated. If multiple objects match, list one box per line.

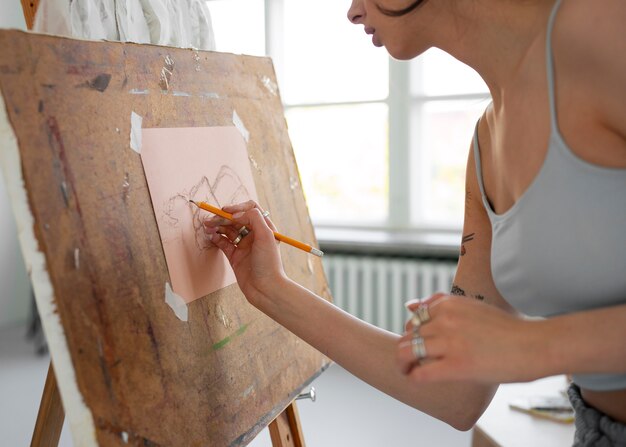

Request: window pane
left=411, top=100, right=489, bottom=226
left=207, top=0, right=265, bottom=56
left=282, top=0, right=388, bottom=104
left=286, top=104, right=388, bottom=224
left=411, top=48, right=488, bottom=96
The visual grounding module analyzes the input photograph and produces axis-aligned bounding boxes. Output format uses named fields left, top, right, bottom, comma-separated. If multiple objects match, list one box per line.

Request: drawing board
left=0, top=30, right=331, bottom=446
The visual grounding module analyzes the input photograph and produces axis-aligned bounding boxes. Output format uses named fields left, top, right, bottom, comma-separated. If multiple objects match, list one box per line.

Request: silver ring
left=232, top=226, right=250, bottom=245
left=417, top=305, right=431, bottom=324
left=262, top=210, right=270, bottom=218
left=411, top=334, right=427, bottom=360
left=410, top=304, right=431, bottom=328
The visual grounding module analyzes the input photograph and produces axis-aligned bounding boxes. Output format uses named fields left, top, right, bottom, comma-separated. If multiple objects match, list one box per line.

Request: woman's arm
left=395, top=121, right=626, bottom=385
left=205, top=138, right=501, bottom=430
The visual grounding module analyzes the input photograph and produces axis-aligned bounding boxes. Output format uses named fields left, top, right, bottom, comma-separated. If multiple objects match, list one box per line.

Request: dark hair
left=377, top=0, right=427, bottom=17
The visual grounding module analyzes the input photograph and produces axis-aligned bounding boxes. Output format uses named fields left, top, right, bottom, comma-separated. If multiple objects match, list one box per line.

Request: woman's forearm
left=540, top=304, right=626, bottom=377
left=255, top=276, right=496, bottom=431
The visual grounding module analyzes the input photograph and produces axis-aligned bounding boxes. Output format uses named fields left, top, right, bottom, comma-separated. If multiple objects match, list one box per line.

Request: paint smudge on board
left=289, top=176, right=299, bottom=191
left=215, top=304, right=233, bottom=328
left=260, top=75, right=278, bottom=96
left=242, top=385, right=255, bottom=399
left=122, top=173, right=130, bottom=202
left=212, top=324, right=249, bottom=351
left=77, top=73, right=111, bottom=92
left=248, top=155, right=261, bottom=173
left=129, top=88, right=149, bottom=95
left=159, top=55, right=175, bottom=91
left=192, top=48, right=201, bottom=72
left=199, top=92, right=219, bottom=99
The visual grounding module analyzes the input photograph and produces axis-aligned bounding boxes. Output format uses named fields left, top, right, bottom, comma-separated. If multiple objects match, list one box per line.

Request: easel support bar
left=31, top=363, right=65, bottom=447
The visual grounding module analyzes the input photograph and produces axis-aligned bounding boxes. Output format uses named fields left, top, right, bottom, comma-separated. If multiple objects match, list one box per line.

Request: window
left=207, top=0, right=491, bottom=232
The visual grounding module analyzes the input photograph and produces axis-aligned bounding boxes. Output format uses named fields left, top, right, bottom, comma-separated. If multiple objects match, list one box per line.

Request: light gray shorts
left=568, top=384, right=626, bottom=447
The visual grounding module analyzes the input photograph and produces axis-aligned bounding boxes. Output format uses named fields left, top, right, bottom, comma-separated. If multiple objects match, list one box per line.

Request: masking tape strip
left=165, top=282, right=188, bottom=322
left=232, top=110, right=250, bottom=143
left=130, top=111, right=143, bottom=154
left=0, top=92, right=98, bottom=445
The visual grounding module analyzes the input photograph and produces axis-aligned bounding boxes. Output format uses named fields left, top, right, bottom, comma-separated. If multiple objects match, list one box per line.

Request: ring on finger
left=411, top=304, right=431, bottom=328
left=262, top=210, right=270, bottom=218
left=232, top=226, right=250, bottom=245
left=411, top=334, right=428, bottom=360
left=416, top=305, right=431, bottom=324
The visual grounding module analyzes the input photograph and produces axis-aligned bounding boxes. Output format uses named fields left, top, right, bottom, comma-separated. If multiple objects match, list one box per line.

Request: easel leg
left=31, top=363, right=65, bottom=447
left=268, top=401, right=306, bottom=447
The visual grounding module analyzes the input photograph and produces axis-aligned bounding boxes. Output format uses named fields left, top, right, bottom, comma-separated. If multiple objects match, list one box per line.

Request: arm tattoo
left=451, top=284, right=485, bottom=301
left=451, top=285, right=466, bottom=296
left=460, top=232, right=475, bottom=256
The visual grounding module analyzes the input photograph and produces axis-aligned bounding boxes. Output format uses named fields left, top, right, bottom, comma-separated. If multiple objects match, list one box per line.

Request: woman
left=204, top=0, right=626, bottom=444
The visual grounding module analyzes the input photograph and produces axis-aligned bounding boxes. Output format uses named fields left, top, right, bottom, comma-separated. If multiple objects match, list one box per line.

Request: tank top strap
left=472, top=118, right=494, bottom=217
left=546, top=0, right=564, bottom=129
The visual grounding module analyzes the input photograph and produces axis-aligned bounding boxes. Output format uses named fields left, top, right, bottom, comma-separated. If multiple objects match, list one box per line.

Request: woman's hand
left=397, top=295, right=544, bottom=384
left=204, top=200, right=286, bottom=305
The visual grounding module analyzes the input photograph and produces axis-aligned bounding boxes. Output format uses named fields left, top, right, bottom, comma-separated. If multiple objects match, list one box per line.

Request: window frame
left=263, top=0, right=490, bottom=238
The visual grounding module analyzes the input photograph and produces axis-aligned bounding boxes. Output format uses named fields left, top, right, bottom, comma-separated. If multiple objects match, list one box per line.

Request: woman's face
left=347, top=0, right=434, bottom=60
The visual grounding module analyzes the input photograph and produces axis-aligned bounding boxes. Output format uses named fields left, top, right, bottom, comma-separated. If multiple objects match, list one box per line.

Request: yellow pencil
left=190, top=200, right=324, bottom=257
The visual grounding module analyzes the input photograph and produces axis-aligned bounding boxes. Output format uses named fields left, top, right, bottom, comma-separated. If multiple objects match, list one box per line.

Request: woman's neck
left=433, top=0, right=555, bottom=103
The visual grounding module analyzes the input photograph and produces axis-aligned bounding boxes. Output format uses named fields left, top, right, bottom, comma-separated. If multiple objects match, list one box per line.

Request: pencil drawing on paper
left=141, top=125, right=259, bottom=302
left=161, top=165, right=252, bottom=251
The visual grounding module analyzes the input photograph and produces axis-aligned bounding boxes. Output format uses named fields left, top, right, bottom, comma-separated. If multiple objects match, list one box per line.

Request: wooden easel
left=32, top=364, right=306, bottom=447
left=21, top=2, right=307, bottom=446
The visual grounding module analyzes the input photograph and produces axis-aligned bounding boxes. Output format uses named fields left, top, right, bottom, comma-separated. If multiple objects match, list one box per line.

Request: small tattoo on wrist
left=451, top=284, right=486, bottom=301
left=451, top=285, right=466, bottom=296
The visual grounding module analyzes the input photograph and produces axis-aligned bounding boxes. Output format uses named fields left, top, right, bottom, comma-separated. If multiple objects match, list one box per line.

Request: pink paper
left=141, top=126, right=258, bottom=303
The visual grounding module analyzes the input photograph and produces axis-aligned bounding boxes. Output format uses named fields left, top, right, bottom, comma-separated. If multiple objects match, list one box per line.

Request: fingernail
left=404, top=299, right=420, bottom=308
left=232, top=212, right=244, bottom=219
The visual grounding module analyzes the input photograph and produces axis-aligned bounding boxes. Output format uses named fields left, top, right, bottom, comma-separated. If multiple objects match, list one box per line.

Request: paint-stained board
left=0, top=30, right=331, bottom=446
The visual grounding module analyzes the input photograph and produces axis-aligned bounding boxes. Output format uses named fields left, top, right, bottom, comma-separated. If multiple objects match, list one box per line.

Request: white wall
left=0, top=2, right=30, bottom=328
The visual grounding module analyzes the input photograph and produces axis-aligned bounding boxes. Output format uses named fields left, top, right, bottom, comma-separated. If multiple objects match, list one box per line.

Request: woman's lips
left=364, top=27, right=382, bottom=47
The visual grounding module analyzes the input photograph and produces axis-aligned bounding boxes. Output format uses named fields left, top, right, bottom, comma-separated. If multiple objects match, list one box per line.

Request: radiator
left=323, top=255, right=457, bottom=334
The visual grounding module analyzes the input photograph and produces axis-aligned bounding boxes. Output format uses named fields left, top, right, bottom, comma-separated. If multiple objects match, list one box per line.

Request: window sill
left=314, top=227, right=461, bottom=260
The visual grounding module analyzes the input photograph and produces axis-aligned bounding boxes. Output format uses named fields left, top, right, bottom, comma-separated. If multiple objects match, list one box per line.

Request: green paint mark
left=212, top=324, right=249, bottom=351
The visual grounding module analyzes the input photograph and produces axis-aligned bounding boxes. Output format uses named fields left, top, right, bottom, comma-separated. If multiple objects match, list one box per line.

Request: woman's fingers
left=232, top=208, right=276, bottom=244
left=396, top=334, right=445, bottom=373
left=204, top=200, right=279, bottom=234
left=210, top=233, right=236, bottom=261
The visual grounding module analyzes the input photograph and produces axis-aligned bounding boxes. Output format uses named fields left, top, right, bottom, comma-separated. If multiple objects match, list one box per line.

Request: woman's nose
left=347, top=0, right=365, bottom=24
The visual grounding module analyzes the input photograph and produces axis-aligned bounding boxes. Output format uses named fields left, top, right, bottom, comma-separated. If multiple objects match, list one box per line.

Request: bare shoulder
left=556, top=0, right=626, bottom=57
left=555, top=0, right=626, bottom=135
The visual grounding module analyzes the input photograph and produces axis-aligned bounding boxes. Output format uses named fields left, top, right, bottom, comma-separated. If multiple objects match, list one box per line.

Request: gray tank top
left=472, top=0, right=626, bottom=391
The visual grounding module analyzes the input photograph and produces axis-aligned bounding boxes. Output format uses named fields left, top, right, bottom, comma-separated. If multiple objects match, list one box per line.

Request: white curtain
left=33, top=0, right=216, bottom=50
